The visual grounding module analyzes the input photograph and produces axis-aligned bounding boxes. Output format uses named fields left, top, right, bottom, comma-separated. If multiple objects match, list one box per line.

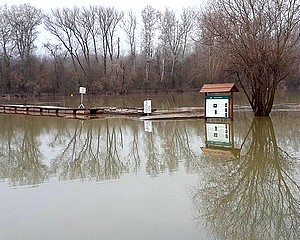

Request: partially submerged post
left=199, top=83, right=239, bottom=121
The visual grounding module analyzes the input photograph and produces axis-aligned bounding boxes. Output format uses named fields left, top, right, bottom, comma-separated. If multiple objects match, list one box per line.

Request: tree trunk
left=251, top=87, right=276, bottom=116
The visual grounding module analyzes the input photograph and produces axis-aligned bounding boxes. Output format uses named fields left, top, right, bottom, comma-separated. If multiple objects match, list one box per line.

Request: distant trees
left=96, top=6, right=123, bottom=87
left=44, top=6, right=126, bottom=92
left=7, top=4, right=43, bottom=91
left=0, top=4, right=43, bottom=93
left=139, top=6, right=196, bottom=90
left=122, top=10, right=137, bottom=59
left=0, top=2, right=300, bottom=99
left=141, top=6, right=159, bottom=88
left=0, top=6, right=13, bottom=92
left=200, top=0, right=300, bottom=116
left=158, top=7, right=195, bottom=88
left=43, top=43, right=68, bottom=94
left=44, top=7, right=101, bottom=90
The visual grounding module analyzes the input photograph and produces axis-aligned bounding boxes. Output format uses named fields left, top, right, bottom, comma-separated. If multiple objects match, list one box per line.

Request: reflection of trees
left=145, top=121, right=199, bottom=176
left=125, top=122, right=141, bottom=173
left=273, top=112, right=300, bottom=159
left=145, top=131, right=162, bottom=176
left=165, top=125, right=196, bottom=171
left=50, top=119, right=140, bottom=181
left=0, top=116, right=48, bottom=186
left=50, top=119, right=203, bottom=180
left=0, top=114, right=204, bottom=185
left=192, top=117, right=300, bottom=240
left=0, top=116, right=143, bottom=185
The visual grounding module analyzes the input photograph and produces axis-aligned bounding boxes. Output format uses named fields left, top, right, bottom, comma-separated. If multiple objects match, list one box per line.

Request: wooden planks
left=140, top=112, right=204, bottom=120
left=0, top=104, right=205, bottom=120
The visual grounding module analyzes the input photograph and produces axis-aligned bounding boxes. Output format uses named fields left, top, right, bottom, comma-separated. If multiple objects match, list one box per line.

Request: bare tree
left=141, top=5, right=159, bottom=86
left=44, top=8, right=82, bottom=86
left=157, top=7, right=196, bottom=89
left=43, top=43, right=67, bottom=94
left=121, top=10, right=138, bottom=90
left=45, top=6, right=107, bottom=91
left=5, top=4, right=43, bottom=92
left=96, top=6, right=124, bottom=78
left=67, top=6, right=99, bottom=90
left=180, top=8, right=195, bottom=57
left=200, top=0, right=300, bottom=116
left=0, top=6, right=14, bottom=93
left=122, top=9, right=137, bottom=59
left=158, top=8, right=174, bottom=87
left=45, top=6, right=126, bottom=92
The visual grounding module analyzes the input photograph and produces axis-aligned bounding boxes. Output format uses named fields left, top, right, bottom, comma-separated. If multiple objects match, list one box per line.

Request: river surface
left=0, top=91, right=299, bottom=240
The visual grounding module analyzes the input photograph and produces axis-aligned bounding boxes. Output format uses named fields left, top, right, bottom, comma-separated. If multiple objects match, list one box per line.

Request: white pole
left=78, top=87, right=86, bottom=108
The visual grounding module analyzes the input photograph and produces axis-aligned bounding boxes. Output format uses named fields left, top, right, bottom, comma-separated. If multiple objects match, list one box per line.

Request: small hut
left=200, top=83, right=239, bottom=121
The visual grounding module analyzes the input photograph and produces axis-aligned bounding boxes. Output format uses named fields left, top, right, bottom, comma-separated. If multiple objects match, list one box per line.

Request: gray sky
left=1, top=0, right=206, bottom=53
left=1, top=0, right=206, bottom=13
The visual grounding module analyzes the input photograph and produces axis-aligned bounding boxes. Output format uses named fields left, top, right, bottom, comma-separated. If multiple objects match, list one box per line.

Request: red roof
left=199, top=83, right=239, bottom=93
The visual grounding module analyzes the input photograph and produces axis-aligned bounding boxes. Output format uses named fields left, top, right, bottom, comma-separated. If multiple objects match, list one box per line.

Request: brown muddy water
left=0, top=91, right=299, bottom=240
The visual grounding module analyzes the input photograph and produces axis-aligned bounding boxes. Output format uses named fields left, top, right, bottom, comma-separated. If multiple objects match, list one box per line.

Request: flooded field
left=0, top=92, right=299, bottom=240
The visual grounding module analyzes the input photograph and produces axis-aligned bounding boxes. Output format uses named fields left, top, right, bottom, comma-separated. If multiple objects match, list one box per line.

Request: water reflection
left=0, top=115, right=203, bottom=186
left=0, top=116, right=48, bottom=186
left=1, top=112, right=299, bottom=239
left=202, top=121, right=241, bottom=160
left=145, top=121, right=199, bottom=176
left=50, top=120, right=129, bottom=181
left=192, top=116, right=300, bottom=240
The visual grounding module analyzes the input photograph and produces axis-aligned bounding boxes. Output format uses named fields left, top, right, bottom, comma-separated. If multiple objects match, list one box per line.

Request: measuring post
left=144, top=99, right=152, bottom=116
left=78, top=86, right=86, bottom=108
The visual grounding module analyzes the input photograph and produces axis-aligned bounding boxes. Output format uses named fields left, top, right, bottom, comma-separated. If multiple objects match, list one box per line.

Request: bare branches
left=1, top=2, right=299, bottom=95
left=122, top=9, right=137, bottom=58
left=1, top=4, right=43, bottom=92
left=44, top=6, right=124, bottom=89
left=158, top=7, right=196, bottom=88
left=5, top=4, right=43, bottom=61
left=201, top=0, right=300, bottom=115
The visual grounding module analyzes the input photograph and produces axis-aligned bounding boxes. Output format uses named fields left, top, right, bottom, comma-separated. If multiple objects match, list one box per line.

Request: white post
left=78, top=87, right=86, bottom=108
left=144, top=99, right=152, bottom=115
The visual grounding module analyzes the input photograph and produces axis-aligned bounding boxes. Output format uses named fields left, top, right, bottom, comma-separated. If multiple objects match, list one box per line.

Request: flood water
left=0, top=92, right=299, bottom=240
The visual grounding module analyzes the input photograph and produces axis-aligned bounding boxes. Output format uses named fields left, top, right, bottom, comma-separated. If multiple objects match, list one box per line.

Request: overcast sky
left=1, top=0, right=207, bottom=53
left=1, top=0, right=206, bottom=13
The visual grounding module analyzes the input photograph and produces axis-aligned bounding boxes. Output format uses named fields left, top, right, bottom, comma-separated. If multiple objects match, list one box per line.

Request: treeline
left=0, top=4, right=299, bottom=96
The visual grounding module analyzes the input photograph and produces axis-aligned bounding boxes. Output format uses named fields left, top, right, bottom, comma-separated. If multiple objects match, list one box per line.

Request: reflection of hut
left=201, top=146, right=241, bottom=160
left=200, top=83, right=239, bottom=121
left=201, top=121, right=241, bottom=160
